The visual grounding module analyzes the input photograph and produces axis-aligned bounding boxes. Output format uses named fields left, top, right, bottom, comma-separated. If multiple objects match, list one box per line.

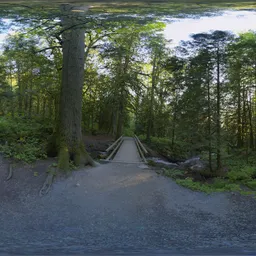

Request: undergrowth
left=139, top=135, right=189, bottom=160
left=143, top=135, right=256, bottom=195
left=0, top=116, right=53, bottom=163
left=176, top=178, right=242, bottom=194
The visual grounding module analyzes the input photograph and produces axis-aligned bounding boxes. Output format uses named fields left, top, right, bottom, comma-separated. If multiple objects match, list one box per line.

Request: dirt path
left=1, top=162, right=256, bottom=255
left=113, top=137, right=141, bottom=163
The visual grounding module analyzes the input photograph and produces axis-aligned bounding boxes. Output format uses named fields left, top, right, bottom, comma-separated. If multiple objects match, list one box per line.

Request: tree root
left=6, top=164, right=13, bottom=181
left=39, top=170, right=56, bottom=197
left=86, top=154, right=100, bottom=167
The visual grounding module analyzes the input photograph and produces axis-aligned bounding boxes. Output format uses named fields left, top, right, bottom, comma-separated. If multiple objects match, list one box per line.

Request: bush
left=0, top=117, right=52, bottom=162
left=139, top=135, right=189, bottom=160
left=123, top=127, right=134, bottom=137
left=163, top=168, right=184, bottom=179
left=246, top=180, right=256, bottom=190
left=227, top=166, right=256, bottom=182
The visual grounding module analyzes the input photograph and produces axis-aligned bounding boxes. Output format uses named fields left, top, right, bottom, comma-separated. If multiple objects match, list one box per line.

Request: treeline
left=0, top=7, right=256, bottom=171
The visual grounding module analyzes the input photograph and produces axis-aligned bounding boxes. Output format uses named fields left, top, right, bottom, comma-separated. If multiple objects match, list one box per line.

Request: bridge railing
left=106, top=135, right=123, bottom=152
left=134, top=135, right=147, bottom=163
left=106, top=135, right=124, bottom=161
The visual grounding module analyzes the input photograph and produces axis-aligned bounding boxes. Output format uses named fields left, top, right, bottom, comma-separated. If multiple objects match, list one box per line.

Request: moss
left=58, top=146, right=69, bottom=171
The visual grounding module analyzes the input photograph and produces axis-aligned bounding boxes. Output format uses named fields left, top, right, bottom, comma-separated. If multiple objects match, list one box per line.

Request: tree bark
left=17, top=62, right=23, bottom=116
left=146, top=54, right=158, bottom=142
left=58, top=4, right=95, bottom=171
left=216, top=49, right=221, bottom=170
left=207, top=66, right=212, bottom=172
left=248, top=93, right=254, bottom=149
left=237, top=68, right=243, bottom=148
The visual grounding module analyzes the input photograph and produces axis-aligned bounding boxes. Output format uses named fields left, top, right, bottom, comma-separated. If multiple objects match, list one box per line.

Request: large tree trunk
left=58, top=4, right=95, bottom=171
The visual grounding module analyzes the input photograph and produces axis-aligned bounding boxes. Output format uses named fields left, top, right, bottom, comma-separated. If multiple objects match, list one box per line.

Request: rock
left=190, top=163, right=205, bottom=172
left=147, top=157, right=178, bottom=169
left=179, top=156, right=207, bottom=172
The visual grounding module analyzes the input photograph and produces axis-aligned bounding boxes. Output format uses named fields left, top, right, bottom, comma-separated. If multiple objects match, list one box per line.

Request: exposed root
left=86, top=154, right=100, bottom=167
left=6, top=164, right=13, bottom=181
left=39, top=170, right=56, bottom=197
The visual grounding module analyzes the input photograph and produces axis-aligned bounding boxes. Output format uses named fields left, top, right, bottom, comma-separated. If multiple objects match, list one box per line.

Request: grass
left=176, top=178, right=243, bottom=193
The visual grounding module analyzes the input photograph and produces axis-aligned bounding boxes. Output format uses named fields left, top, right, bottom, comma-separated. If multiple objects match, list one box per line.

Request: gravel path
left=1, top=162, right=256, bottom=255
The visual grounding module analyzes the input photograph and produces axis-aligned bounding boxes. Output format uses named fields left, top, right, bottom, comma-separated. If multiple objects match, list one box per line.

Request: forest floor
left=0, top=134, right=114, bottom=202
left=1, top=161, right=256, bottom=255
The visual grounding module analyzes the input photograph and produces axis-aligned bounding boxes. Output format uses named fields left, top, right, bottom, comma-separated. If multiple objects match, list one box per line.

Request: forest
left=1, top=3, right=256, bottom=193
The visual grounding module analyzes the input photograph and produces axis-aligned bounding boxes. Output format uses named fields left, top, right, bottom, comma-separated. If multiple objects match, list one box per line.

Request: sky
left=0, top=10, right=256, bottom=47
left=164, top=10, right=256, bottom=47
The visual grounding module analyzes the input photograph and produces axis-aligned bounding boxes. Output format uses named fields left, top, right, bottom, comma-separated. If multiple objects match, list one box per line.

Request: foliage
left=176, top=178, right=242, bottom=193
left=246, top=180, right=256, bottom=190
left=163, top=168, right=185, bottom=179
left=0, top=117, right=52, bottom=162
left=227, top=166, right=256, bottom=182
left=140, top=135, right=189, bottom=160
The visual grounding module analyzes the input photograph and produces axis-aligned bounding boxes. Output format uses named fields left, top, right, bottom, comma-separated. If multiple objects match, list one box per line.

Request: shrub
left=0, top=117, right=52, bottom=162
left=140, top=136, right=189, bottom=160
left=227, top=166, right=256, bottom=182
left=163, top=168, right=184, bottom=179
left=246, top=180, right=256, bottom=190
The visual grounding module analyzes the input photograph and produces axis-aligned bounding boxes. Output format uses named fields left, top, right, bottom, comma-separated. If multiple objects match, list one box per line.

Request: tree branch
left=35, top=46, right=62, bottom=53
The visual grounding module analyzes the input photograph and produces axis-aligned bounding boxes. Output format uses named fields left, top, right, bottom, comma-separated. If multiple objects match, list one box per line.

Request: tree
left=57, top=4, right=96, bottom=170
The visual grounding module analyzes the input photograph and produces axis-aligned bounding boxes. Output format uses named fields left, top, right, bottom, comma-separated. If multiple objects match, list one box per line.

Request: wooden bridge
left=105, top=136, right=147, bottom=164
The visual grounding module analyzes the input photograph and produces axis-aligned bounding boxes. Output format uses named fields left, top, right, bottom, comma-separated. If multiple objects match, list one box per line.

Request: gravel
left=1, top=162, right=256, bottom=255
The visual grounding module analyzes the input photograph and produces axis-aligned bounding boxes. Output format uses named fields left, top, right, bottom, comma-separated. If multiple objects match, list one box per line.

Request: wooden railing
left=106, top=135, right=124, bottom=161
left=134, top=135, right=147, bottom=163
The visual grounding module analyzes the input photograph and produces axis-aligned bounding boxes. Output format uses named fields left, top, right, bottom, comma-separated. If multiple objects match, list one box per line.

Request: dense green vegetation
left=0, top=2, right=255, bottom=193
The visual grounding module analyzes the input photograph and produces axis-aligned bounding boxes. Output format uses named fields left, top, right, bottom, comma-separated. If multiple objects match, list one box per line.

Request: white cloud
left=164, top=11, right=256, bottom=47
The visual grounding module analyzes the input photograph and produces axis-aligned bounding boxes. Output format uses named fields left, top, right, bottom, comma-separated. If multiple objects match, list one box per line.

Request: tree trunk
left=171, top=92, right=177, bottom=149
left=58, top=4, right=95, bottom=171
left=248, top=93, right=254, bottom=149
left=116, top=90, right=124, bottom=139
left=207, top=67, right=212, bottom=172
left=146, top=54, right=157, bottom=142
left=42, top=97, right=46, bottom=119
left=216, top=49, right=221, bottom=170
left=17, top=62, right=23, bottom=116
left=242, top=84, right=246, bottom=146
left=36, top=95, right=40, bottom=115
left=237, top=69, right=243, bottom=148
